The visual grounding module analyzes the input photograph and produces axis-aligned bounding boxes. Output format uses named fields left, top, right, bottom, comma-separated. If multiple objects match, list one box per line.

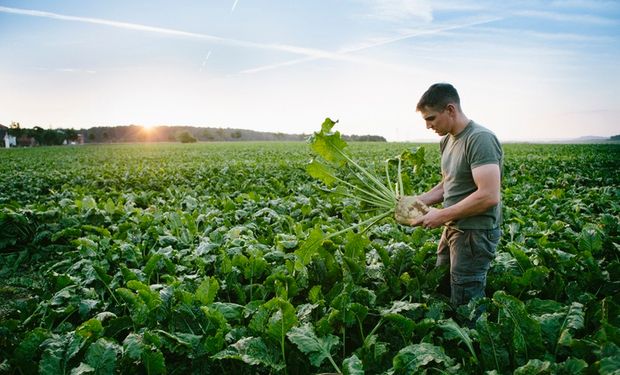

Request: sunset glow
left=0, top=1, right=618, bottom=141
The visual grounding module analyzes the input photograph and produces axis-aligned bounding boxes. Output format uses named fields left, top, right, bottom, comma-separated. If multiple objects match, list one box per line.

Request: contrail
left=240, top=16, right=503, bottom=74
left=0, top=5, right=501, bottom=75
left=231, top=0, right=240, bottom=12
left=0, top=6, right=341, bottom=58
left=199, top=50, right=212, bottom=72
left=0, top=5, right=429, bottom=73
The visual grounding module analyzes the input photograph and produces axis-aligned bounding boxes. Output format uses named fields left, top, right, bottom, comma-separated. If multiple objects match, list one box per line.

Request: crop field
left=0, top=142, right=619, bottom=374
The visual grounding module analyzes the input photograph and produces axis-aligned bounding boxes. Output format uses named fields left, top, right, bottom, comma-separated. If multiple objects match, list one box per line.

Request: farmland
left=0, top=142, right=619, bottom=374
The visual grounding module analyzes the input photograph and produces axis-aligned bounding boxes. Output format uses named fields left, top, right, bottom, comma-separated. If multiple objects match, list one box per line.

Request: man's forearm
left=440, top=189, right=499, bottom=223
left=418, top=182, right=444, bottom=206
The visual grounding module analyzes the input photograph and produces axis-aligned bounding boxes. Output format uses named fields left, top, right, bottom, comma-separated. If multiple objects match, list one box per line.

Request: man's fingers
left=410, top=216, right=424, bottom=227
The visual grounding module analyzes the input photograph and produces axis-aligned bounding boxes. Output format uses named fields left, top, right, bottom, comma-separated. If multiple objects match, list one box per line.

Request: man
left=396, top=83, right=503, bottom=308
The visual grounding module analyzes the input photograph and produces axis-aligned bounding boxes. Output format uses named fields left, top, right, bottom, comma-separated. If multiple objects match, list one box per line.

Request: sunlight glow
left=0, top=2, right=618, bottom=141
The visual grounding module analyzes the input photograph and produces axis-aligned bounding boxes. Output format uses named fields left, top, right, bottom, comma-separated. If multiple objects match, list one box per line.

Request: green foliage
left=287, top=324, right=340, bottom=370
left=307, top=118, right=411, bottom=212
left=308, top=118, right=349, bottom=166
left=13, top=328, right=52, bottom=373
left=195, top=276, right=219, bottom=305
left=476, top=313, right=510, bottom=373
left=391, top=343, right=456, bottom=373
left=439, top=318, right=478, bottom=364
left=493, top=291, right=545, bottom=366
left=214, top=336, right=285, bottom=371
left=306, top=159, right=338, bottom=186
left=0, top=142, right=618, bottom=374
left=342, top=354, right=364, bottom=375
left=83, top=338, right=121, bottom=374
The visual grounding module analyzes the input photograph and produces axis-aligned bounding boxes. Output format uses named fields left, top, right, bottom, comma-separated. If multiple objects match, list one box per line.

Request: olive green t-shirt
left=440, top=120, right=502, bottom=229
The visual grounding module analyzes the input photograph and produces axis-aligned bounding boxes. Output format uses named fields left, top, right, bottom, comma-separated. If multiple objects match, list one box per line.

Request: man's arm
left=417, top=180, right=444, bottom=206
left=413, top=164, right=500, bottom=228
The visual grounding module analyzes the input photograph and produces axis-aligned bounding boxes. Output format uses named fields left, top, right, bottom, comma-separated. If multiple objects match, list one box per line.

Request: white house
left=0, top=125, right=16, bottom=148
left=4, top=132, right=16, bottom=148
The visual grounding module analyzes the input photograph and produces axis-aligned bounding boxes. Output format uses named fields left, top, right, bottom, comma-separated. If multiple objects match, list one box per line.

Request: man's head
left=416, top=83, right=466, bottom=137
left=416, top=83, right=460, bottom=113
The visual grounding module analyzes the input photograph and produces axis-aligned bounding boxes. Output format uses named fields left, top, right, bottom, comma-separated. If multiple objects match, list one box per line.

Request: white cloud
left=240, top=16, right=502, bottom=74
left=57, top=68, right=96, bottom=74
left=356, top=0, right=434, bottom=22
left=431, top=1, right=487, bottom=12
left=0, top=6, right=355, bottom=59
left=33, top=67, right=96, bottom=74
left=0, top=5, right=425, bottom=75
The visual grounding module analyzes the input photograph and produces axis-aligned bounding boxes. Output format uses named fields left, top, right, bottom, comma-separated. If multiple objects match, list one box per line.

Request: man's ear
left=445, top=103, right=457, bottom=117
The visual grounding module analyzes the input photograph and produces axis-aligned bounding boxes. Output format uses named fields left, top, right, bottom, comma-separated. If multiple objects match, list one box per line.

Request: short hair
left=416, top=83, right=460, bottom=112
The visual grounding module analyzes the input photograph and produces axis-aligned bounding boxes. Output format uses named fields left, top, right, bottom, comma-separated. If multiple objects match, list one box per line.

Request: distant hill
left=81, top=125, right=387, bottom=143
left=505, top=135, right=618, bottom=143
left=573, top=135, right=609, bottom=141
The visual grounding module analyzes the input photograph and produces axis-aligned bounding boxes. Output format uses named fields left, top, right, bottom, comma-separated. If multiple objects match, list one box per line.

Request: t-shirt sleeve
left=467, top=132, right=502, bottom=169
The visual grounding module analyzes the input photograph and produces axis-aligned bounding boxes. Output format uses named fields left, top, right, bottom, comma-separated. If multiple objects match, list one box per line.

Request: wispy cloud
left=559, top=109, right=620, bottom=115
left=34, top=67, right=96, bottom=74
left=0, top=5, right=435, bottom=75
left=240, top=16, right=502, bottom=74
left=0, top=6, right=358, bottom=59
left=515, top=9, right=618, bottom=25
left=438, top=24, right=614, bottom=45
left=58, top=68, right=96, bottom=74
left=431, top=1, right=487, bottom=12
left=360, top=0, right=434, bottom=22
left=550, top=0, right=620, bottom=11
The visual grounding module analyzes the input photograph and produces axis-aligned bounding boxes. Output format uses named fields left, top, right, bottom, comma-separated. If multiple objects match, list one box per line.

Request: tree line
left=80, top=125, right=387, bottom=143
left=3, top=123, right=387, bottom=146
left=5, top=122, right=79, bottom=146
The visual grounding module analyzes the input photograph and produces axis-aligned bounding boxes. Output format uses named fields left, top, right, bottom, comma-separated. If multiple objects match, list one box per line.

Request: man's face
left=420, top=106, right=451, bottom=136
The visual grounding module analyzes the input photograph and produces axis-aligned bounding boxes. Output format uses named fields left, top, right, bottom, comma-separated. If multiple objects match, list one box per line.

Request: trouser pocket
left=451, top=276, right=486, bottom=306
left=448, top=228, right=501, bottom=306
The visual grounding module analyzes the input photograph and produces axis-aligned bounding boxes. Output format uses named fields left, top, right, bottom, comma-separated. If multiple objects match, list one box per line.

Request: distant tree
left=8, top=122, right=22, bottom=137
left=203, top=129, right=215, bottom=140
left=88, top=133, right=96, bottom=142
left=30, top=127, right=64, bottom=145
left=177, top=131, right=197, bottom=143
left=344, top=134, right=387, bottom=142
left=30, top=126, right=45, bottom=145
left=611, top=134, right=620, bottom=141
left=65, top=128, right=79, bottom=142
left=103, top=131, right=109, bottom=142
left=231, top=130, right=242, bottom=139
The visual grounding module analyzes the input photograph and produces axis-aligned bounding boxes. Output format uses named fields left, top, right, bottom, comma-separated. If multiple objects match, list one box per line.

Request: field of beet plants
left=0, top=140, right=619, bottom=374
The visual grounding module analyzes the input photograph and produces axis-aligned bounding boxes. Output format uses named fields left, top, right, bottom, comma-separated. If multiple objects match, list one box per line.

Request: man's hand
left=394, top=195, right=429, bottom=225
left=412, top=207, right=446, bottom=229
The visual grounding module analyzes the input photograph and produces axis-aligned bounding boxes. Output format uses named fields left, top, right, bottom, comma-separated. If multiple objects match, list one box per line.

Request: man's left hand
left=412, top=208, right=446, bottom=229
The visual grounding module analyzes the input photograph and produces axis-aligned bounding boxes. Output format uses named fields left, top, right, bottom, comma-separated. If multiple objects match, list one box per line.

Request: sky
left=1, top=1, right=619, bottom=141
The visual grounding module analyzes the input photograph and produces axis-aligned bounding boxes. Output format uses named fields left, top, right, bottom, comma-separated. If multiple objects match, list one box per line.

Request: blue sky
left=1, top=0, right=619, bottom=141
